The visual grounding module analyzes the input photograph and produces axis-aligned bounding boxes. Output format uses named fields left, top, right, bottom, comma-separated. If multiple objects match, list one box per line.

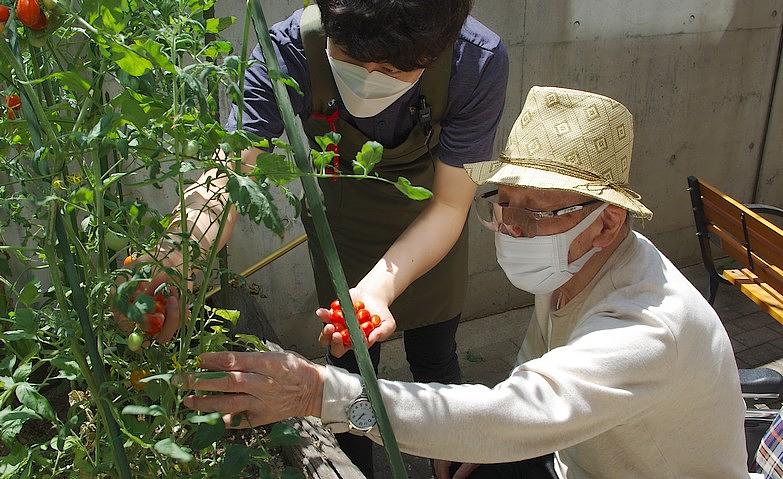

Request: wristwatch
left=346, top=385, right=377, bottom=433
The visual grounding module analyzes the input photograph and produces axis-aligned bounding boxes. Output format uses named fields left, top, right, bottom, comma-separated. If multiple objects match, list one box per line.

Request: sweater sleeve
left=321, top=314, right=677, bottom=463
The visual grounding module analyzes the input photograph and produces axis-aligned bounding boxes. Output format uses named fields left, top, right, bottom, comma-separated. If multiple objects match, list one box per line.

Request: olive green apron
left=298, top=5, right=468, bottom=331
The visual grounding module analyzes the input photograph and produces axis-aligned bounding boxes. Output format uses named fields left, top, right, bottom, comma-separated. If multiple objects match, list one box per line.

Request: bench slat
left=699, top=182, right=783, bottom=269
left=723, top=269, right=783, bottom=325
left=707, top=224, right=783, bottom=294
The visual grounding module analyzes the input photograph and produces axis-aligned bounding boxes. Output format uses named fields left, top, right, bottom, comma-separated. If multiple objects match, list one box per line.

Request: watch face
left=348, top=400, right=376, bottom=430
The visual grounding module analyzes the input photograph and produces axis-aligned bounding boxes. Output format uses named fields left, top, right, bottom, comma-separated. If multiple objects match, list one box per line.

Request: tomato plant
left=0, top=0, right=431, bottom=475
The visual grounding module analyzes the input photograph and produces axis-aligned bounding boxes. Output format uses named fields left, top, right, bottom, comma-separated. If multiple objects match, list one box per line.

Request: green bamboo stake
left=248, top=2, right=408, bottom=477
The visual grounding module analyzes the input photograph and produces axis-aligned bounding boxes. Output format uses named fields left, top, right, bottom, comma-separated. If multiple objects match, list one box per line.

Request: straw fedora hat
left=465, top=86, right=653, bottom=220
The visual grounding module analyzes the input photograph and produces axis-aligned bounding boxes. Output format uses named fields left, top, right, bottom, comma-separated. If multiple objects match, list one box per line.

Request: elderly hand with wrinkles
left=180, top=352, right=325, bottom=428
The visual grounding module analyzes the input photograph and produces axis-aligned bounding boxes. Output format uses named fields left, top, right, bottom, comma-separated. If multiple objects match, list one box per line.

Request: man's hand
left=433, top=459, right=478, bottom=479
left=316, top=287, right=397, bottom=357
left=180, top=351, right=325, bottom=428
left=114, top=251, right=185, bottom=344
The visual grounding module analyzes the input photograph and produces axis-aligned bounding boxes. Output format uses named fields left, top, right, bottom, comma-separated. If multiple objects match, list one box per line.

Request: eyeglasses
left=472, top=189, right=602, bottom=237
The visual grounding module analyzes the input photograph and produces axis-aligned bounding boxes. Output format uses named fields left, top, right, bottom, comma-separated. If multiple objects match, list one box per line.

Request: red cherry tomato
left=154, top=294, right=166, bottom=314
left=357, top=309, right=371, bottom=323
left=142, top=312, right=165, bottom=336
left=16, top=0, right=46, bottom=30
left=5, top=95, right=21, bottom=120
left=0, top=6, right=9, bottom=22
left=352, top=300, right=365, bottom=311
left=330, top=308, right=345, bottom=325
left=330, top=299, right=341, bottom=311
left=333, top=321, right=345, bottom=332
left=360, top=321, right=374, bottom=337
left=370, top=314, right=381, bottom=328
left=340, top=329, right=351, bottom=347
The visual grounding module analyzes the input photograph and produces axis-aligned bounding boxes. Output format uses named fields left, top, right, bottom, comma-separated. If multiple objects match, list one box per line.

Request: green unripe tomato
left=127, top=332, right=144, bottom=352
left=104, top=229, right=129, bottom=251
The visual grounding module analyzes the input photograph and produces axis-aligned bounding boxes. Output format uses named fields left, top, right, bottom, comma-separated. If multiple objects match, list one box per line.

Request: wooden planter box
left=283, top=416, right=366, bottom=479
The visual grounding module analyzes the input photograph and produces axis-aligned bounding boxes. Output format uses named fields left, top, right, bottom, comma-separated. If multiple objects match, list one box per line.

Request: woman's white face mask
left=495, top=204, right=608, bottom=295
left=326, top=39, right=422, bottom=118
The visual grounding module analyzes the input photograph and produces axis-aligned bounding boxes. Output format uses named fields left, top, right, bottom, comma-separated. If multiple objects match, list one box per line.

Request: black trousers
left=327, top=315, right=463, bottom=478
left=447, top=454, right=558, bottom=478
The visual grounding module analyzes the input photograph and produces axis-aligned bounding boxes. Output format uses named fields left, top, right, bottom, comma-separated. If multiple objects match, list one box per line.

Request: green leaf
left=186, top=412, right=222, bottom=425
left=0, top=356, right=15, bottom=375
left=140, top=39, right=176, bottom=73
left=206, top=16, right=236, bottom=33
left=217, top=444, right=251, bottom=478
left=269, top=69, right=303, bottom=96
left=234, top=333, right=268, bottom=351
left=314, top=135, right=335, bottom=152
left=268, top=422, right=301, bottom=447
left=0, top=407, right=39, bottom=445
left=154, top=438, right=193, bottom=463
left=54, top=72, right=91, bottom=96
left=15, top=383, right=56, bottom=422
left=353, top=141, right=383, bottom=175
left=226, top=173, right=284, bottom=236
left=191, top=421, right=225, bottom=450
left=254, top=152, right=301, bottom=185
left=213, top=308, right=240, bottom=325
left=121, top=405, right=166, bottom=417
left=310, top=150, right=337, bottom=170
left=204, top=40, right=233, bottom=59
left=18, top=281, right=40, bottom=306
left=50, top=357, right=80, bottom=381
left=13, top=308, right=36, bottom=334
left=11, top=362, right=32, bottom=383
left=70, top=187, right=94, bottom=206
left=86, top=112, right=121, bottom=144
left=394, top=177, right=433, bottom=201
left=113, top=45, right=153, bottom=77
left=138, top=373, right=173, bottom=385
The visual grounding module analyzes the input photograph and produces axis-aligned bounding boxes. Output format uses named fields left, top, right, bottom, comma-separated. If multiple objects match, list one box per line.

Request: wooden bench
left=687, top=176, right=783, bottom=324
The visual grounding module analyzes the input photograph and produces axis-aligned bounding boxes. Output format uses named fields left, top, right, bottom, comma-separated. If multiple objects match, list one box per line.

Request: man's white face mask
left=495, top=204, right=609, bottom=295
left=326, top=39, right=422, bottom=118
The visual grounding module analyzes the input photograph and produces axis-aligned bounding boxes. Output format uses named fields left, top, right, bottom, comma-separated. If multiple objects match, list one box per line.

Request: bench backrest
left=687, top=176, right=783, bottom=294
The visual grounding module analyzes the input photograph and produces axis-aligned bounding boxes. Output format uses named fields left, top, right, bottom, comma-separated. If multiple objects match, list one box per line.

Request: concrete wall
left=133, top=1, right=783, bottom=356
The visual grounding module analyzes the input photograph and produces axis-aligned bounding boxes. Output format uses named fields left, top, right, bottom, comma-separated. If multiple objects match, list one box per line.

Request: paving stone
left=734, top=327, right=783, bottom=348
left=460, top=339, right=521, bottom=368
left=732, top=312, right=781, bottom=332
left=736, top=358, right=750, bottom=369
left=730, top=338, right=748, bottom=353
left=735, top=343, right=783, bottom=368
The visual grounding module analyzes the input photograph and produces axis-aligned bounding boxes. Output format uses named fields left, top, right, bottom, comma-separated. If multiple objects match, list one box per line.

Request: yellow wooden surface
left=723, top=269, right=783, bottom=325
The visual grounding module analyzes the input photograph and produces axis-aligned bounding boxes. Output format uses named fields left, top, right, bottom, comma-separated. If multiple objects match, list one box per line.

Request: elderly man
left=181, top=87, right=747, bottom=478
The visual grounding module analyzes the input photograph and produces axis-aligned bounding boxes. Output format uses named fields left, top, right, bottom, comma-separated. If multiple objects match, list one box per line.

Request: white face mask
left=326, top=39, right=422, bottom=118
left=495, top=204, right=609, bottom=295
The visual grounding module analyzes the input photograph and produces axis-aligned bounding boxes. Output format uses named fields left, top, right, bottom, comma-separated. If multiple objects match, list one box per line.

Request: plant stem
left=45, top=205, right=132, bottom=479
left=249, top=2, right=407, bottom=477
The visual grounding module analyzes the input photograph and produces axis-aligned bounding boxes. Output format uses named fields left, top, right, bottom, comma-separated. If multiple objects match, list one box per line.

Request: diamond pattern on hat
left=501, top=86, right=635, bottom=185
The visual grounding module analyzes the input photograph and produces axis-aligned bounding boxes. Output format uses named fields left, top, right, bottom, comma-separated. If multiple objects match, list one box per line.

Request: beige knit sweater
left=321, top=232, right=748, bottom=478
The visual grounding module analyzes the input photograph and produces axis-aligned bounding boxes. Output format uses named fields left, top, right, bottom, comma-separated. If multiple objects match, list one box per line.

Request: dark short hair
left=316, top=0, right=473, bottom=71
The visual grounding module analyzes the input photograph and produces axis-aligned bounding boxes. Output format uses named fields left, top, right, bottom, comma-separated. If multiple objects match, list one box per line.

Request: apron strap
left=300, top=5, right=339, bottom=115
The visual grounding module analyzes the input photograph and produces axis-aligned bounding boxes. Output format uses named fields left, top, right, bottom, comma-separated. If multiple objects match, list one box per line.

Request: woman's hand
left=179, top=351, right=325, bottom=428
left=113, top=249, right=185, bottom=344
left=316, top=287, right=397, bottom=357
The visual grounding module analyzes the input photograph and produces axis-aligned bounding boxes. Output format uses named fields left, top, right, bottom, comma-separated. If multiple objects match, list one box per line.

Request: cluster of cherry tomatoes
left=123, top=255, right=167, bottom=352
left=326, top=299, right=381, bottom=347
